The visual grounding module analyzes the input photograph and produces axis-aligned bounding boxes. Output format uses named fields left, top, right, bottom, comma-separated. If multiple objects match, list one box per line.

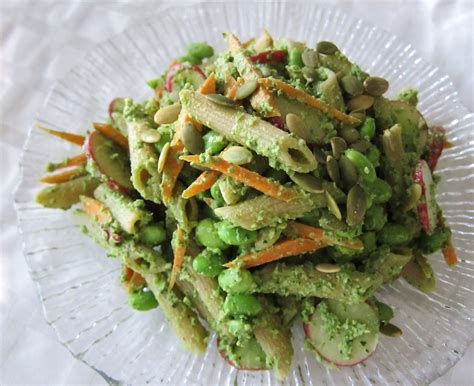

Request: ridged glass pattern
left=14, top=2, right=473, bottom=385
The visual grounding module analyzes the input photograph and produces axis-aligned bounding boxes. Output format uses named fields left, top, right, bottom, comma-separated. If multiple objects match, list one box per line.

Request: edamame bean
left=419, top=225, right=451, bottom=254
left=364, top=205, right=387, bottom=231
left=365, top=146, right=380, bottom=167
left=360, top=117, right=376, bottom=140
left=223, top=293, right=262, bottom=316
left=187, top=42, right=214, bottom=61
left=203, top=131, right=228, bottom=155
left=193, top=248, right=226, bottom=277
left=288, top=48, right=304, bottom=67
left=378, top=223, right=412, bottom=245
left=217, top=221, right=257, bottom=246
left=139, top=224, right=167, bottom=246
left=210, top=181, right=225, bottom=205
left=154, top=127, right=172, bottom=152
left=128, top=289, right=158, bottom=311
left=361, top=231, right=377, bottom=253
left=345, top=148, right=376, bottom=184
left=265, top=168, right=288, bottom=183
left=366, top=178, right=392, bottom=204
left=218, top=267, right=256, bottom=293
left=195, top=218, right=229, bottom=249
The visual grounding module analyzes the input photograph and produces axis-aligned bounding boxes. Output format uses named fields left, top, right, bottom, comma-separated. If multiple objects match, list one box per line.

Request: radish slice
left=85, top=131, right=133, bottom=191
left=413, top=160, right=438, bottom=234
left=250, top=50, right=287, bottom=64
left=218, top=338, right=269, bottom=371
left=427, top=126, right=445, bottom=171
left=267, top=116, right=285, bottom=130
left=108, top=97, right=125, bottom=119
left=165, top=63, right=206, bottom=92
left=304, top=299, right=379, bottom=366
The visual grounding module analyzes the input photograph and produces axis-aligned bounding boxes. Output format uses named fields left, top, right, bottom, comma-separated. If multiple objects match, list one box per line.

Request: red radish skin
left=251, top=50, right=287, bottom=64
left=413, top=160, right=438, bottom=234
left=267, top=116, right=285, bottom=130
left=165, top=63, right=206, bottom=92
left=427, top=126, right=445, bottom=171
left=108, top=97, right=125, bottom=118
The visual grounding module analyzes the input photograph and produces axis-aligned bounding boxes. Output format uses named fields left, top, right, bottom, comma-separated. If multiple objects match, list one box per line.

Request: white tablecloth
left=1, top=0, right=472, bottom=384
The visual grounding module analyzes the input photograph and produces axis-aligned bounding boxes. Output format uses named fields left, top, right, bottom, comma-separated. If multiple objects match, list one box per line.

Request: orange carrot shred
left=161, top=142, right=185, bottom=204
left=180, top=155, right=298, bottom=202
left=224, top=238, right=326, bottom=269
left=198, top=72, right=216, bottom=95
left=170, top=226, right=186, bottom=289
left=442, top=241, right=458, bottom=266
left=48, top=153, right=87, bottom=171
left=93, top=122, right=129, bottom=150
left=40, top=167, right=85, bottom=184
left=81, top=196, right=113, bottom=224
left=36, top=123, right=85, bottom=146
left=258, top=78, right=361, bottom=125
left=182, top=170, right=220, bottom=199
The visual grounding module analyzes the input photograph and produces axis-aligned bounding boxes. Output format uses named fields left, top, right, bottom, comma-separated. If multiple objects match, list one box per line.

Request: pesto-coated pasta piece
left=179, top=89, right=317, bottom=173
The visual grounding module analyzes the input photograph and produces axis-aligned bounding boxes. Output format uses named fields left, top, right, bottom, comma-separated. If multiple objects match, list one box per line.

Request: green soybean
left=218, top=267, right=256, bottom=293
left=195, top=218, right=229, bottom=249
left=364, top=205, right=387, bottom=231
left=210, top=181, right=225, bottom=205
left=128, top=289, right=158, bottom=311
left=288, top=48, right=304, bottom=67
left=361, top=231, right=377, bottom=253
left=378, top=223, right=412, bottom=245
left=139, top=224, right=166, bottom=246
left=345, top=148, right=376, bottom=183
left=178, top=55, right=201, bottom=65
left=217, top=221, right=257, bottom=246
left=419, top=226, right=451, bottom=254
left=366, top=178, right=392, bottom=204
left=154, top=127, right=172, bottom=152
left=366, top=146, right=380, bottom=167
left=203, top=131, right=228, bottom=155
left=187, top=42, right=214, bottom=61
left=223, top=293, right=262, bottom=316
left=360, top=117, right=376, bottom=140
left=193, top=248, right=226, bottom=277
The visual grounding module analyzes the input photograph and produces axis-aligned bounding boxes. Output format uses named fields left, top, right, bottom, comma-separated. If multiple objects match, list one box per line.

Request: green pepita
left=380, top=323, right=403, bottom=337
left=351, top=139, right=371, bottom=153
left=235, top=80, right=259, bottom=100
left=326, top=191, right=342, bottom=220
left=339, top=126, right=360, bottom=144
left=286, top=113, right=311, bottom=142
left=206, top=93, right=237, bottom=107
left=181, top=122, right=204, bottom=154
left=290, top=173, right=324, bottom=193
left=346, top=184, right=367, bottom=226
left=330, top=136, right=347, bottom=160
left=254, top=29, right=273, bottom=52
left=302, top=67, right=318, bottom=81
left=340, top=75, right=363, bottom=96
left=221, top=146, right=253, bottom=165
left=154, top=104, right=181, bottom=125
left=363, top=76, right=389, bottom=97
left=326, top=155, right=341, bottom=185
left=158, top=142, right=170, bottom=173
left=349, top=110, right=366, bottom=123
left=339, top=155, right=358, bottom=189
left=314, top=147, right=327, bottom=164
left=140, top=129, right=162, bottom=144
left=301, top=49, right=319, bottom=68
left=219, top=177, right=241, bottom=205
left=316, top=263, right=341, bottom=273
left=347, top=95, right=375, bottom=111
left=316, top=41, right=339, bottom=55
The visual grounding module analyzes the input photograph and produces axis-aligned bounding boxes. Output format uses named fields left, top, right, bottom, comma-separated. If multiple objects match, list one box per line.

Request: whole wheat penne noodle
left=179, top=90, right=317, bottom=173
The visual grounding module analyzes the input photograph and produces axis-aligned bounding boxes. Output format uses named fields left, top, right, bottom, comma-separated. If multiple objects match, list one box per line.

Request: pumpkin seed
left=314, top=148, right=327, bottom=164
left=340, top=75, right=363, bottom=96
left=339, top=155, right=358, bottom=188
left=404, top=183, right=422, bottom=211
left=286, top=113, right=311, bottom=141
left=301, top=49, right=319, bottom=68
left=347, top=95, right=375, bottom=111
left=181, top=122, right=204, bottom=154
left=339, top=126, right=360, bottom=144
left=349, top=110, right=366, bottom=123
left=154, top=104, right=181, bottom=125
left=290, top=173, right=324, bottom=193
left=316, top=263, right=341, bottom=274
left=326, top=191, right=342, bottom=220
left=363, top=76, right=389, bottom=97
left=254, top=29, right=273, bottom=52
left=140, top=129, right=161, bottom=144
left=351, top=139, right=371, bottom=153
left=380, top=323, right=403, bottom=337
left=326, top=155, right=341, bottom=185
left=205, top=93, right=237, bottom=107
left=302, top=67, right=317, bottom=81
left=316, top=41, right=339, bottom=55
left=221, top=146, right=253, bottom=165
left=330, top=136, right=347, bottom=160
left=157, top=142, right=170, bottom=173
left=346, top=184, right=367, bottom=226
left=236, top=80, right=259, bottom=100
left=219, top=177, right=241, bottom=205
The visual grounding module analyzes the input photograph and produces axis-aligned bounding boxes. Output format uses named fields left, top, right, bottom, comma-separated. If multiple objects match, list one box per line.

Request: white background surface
left=0, top=0, right=472, bottom=384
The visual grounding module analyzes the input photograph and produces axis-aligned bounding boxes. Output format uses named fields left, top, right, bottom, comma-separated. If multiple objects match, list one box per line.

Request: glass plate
left=14, top=2, right=474, bottom=385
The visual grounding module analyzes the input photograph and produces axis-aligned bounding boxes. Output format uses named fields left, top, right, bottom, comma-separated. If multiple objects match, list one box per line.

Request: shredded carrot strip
left=81, top=196, right=113, bottom=224
left=287, top=221, right=364, bottom=251
left=225, top=238, right=326, bottom=269
left=48, top=153, right=87, bottom=171
left=40, top=167, right=85, bottom=184
left=161, top=142, right=185, bottom=204
left=258, top=78, right=361, bottom=125
left=180, top=155, right=298, bottom=202
left=442, top=241, right=458, bottom=266
left=93, top=122, right=129, bottom=150
left=129, top=271, right=146, bottom=290
left=36, top=123, right=85, bottom=146
left=182, top=170, right=220, bottom=199
left=198, top=72, right=216, bottom=95
left=170, top=226, right=186, bottom=289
